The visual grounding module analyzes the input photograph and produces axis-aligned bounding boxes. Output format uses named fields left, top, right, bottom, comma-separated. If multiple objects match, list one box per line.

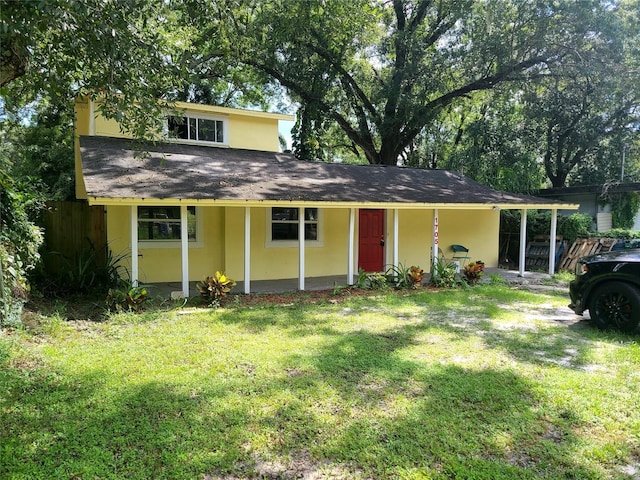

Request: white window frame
left=165, top=113, right=229, bottom=147
left=137, top=206, right=204, bottom=249
left=266, top=207, right=323, bottom=248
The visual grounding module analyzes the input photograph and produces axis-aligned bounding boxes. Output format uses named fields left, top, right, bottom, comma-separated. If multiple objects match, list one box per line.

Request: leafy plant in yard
left=367, top=272, right=388, bottom=290
left=354, top=268, right=389, bottom=290
left=462, top=260, right=485, bottom=285
left=197, top=271, right=236, bottom=307
left=1, top=173, right=43, bottom=326
left=407, top=265, right=424, bottom=288
left=386, top=263, right=424, bottom=289
left=45, top=241, right=129, bottom=294
left=354, top=268, right=368, bottom=289
left=430, top=256, right=458, bottom=288
left=106, top=283, right=148, bottom=312
left=385, top=263, right=411, bottom=289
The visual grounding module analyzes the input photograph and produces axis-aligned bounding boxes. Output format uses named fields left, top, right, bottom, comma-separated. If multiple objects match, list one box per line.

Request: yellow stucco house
left=75, top=98, right=577, bottom=296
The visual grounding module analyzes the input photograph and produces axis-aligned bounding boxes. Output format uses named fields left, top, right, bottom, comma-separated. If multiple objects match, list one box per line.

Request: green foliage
left=430, top=257, right=458, bottom=289
left=385, top=263, right=424, bottom=290
left=501, top=210, right=594, bottom=245
left=592, top=229, right=640, bottom=241
left=0, top=171, right=43, bottom=326
left=462, top=260, right=485, bottom=286
left=1, top=0, right=189, bottom=139
left=558, top=213, right=595, bottom=244
left=0, top=100, right=75, bottom=201
left=106, top=283, right=148, bottom=313
left=197, top=271, right=236, bottom=307
left=422, top=90, right=547, bottom=193
left=355, top=268, right=388, bottom=290
left=385, top=264, right=411, bottom=290
left=609, top=192, right=640, bottom=229
left=37, top=242, right=128, bottom=296
left=213, top=0, right=610, bottom=166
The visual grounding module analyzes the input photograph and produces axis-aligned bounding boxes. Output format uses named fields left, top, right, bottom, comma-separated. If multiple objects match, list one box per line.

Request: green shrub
left=197, top=271, right=236, bottom=307
left=462, top=260, right=485, bottom=285
left=592, top=228, right=640, bottom=240
left=1, top=174, right=43, bottom=326
left=430, top=257, right=458, bottom=288
left=106, top=283, right=149, bottom=312
left=38, top=241, right=128, bottom=296
left=385, top=263, right=424, bottom=289
left=355, top=269, right=389, bottom=290
left=558, top=213, right=593, bottom=244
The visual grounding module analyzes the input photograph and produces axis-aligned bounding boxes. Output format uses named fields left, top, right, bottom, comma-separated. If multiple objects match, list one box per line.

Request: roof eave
left=87, top=197, right=579, bottom=210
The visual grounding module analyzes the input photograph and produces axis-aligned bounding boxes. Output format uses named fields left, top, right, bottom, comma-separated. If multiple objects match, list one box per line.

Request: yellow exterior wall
left=224, top=207, right=350, bottom=281
left=438, top=209, right=500, bottom=268
left=94, top=114, right=128, bottom=138
left=394, top=210, right=435, bottom=270
left=228, top=115, right=279, bottom=152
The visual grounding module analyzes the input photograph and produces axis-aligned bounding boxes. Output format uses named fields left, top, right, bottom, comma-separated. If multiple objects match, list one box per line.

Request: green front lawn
left=2, top=285, right=639, bottom=479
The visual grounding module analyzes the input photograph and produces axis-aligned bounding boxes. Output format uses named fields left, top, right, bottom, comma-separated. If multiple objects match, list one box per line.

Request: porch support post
left=348, top=208, right=355, bottom=285
left=393, top=209, right=399, bottom=268
left=432, top=209, right=439, bottom=268
left=549, top=209, right=558, bottom=275
left=180, top=205, right=189, bottom=298
left=519, top=209, right=527, bottom=277
left=130, top=205, right=138, bottom=287
left=244, top=207, right=251, bottom=294
left=298, top=206, right=305, bottom=290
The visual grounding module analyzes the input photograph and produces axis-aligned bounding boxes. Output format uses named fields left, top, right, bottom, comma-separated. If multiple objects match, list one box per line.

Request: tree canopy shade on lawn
left=193, top=0, right=632, bottom=166
left=3, top=286, right=640, bottom=478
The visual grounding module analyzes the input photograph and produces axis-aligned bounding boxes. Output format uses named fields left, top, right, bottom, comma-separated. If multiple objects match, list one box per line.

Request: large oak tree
left=195, top=0, right=615, bottom=165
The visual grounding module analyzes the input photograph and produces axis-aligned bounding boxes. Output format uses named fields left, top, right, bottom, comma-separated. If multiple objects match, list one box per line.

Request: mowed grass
left=2, top=285, right=640, bottom=479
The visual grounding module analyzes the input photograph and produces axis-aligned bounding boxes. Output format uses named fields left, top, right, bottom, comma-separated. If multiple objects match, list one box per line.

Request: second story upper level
left=74, top=97, right=294, bottom=199
left=75, top=98, right=294, bottom=152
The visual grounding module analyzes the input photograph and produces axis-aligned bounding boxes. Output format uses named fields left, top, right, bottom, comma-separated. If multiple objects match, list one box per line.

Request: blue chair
left=451, top=244, right=470, bottom=263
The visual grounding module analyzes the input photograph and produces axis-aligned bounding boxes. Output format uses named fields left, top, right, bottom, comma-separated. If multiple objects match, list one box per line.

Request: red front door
left=359, top=209, right=385, bottom=272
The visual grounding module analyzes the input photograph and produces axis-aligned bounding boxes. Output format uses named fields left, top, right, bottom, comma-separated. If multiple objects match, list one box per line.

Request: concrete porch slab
left=142, top=268, right=553, bottom=299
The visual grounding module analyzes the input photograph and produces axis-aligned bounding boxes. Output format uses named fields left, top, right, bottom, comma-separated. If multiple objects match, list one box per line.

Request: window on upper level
left=166, top=115, right=226, bottom=145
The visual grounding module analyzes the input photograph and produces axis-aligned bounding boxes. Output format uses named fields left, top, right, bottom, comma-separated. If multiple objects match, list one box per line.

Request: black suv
left=569, top=249, right=640, bottom=332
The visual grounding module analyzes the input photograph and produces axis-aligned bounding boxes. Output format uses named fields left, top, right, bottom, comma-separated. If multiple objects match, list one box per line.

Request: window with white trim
left=268, top=207, right=321, bottom=245
left=167, top=115, right=226, bottom=144
left=138, top=206, right=197, bottom=242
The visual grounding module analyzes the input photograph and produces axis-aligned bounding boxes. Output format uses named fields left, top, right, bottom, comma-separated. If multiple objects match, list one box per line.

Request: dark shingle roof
left=79, top=136, right=573, bottom=207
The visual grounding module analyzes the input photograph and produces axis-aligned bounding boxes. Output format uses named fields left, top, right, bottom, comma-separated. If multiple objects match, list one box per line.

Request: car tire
left=588, top=281, right=640, bottom=333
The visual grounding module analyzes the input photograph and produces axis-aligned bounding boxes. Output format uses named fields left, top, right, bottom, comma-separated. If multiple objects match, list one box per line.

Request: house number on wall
left=433, top=213, right=439, bottom=245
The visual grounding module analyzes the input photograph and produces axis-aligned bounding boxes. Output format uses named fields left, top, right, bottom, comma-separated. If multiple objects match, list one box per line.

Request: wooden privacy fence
left=41, top=201, right=106, bottom=275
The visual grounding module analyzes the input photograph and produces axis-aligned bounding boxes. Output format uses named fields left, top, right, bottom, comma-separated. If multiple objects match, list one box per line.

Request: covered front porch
left=128, top=205, right=568, bottom=299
